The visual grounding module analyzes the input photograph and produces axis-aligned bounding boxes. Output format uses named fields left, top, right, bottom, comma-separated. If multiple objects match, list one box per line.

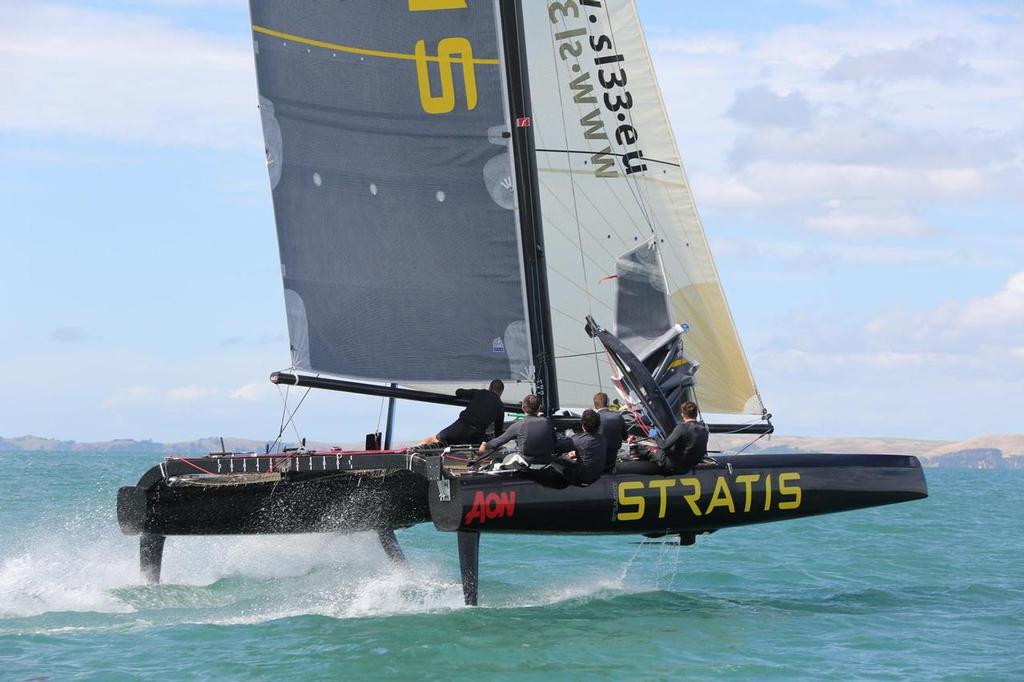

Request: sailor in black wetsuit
left=593, top=392, right=627, bottom=472
left=553, top=409, right=606, bottom=486
left=654, top=400, right=709, bottom=473
left=422, top=379, right=505, bottom=447
left=478, top=394, right=557, bottom=464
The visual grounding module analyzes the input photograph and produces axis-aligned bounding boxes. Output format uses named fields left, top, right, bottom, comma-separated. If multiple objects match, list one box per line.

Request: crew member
left=478, top=394, right=556, bottom=464
left=553, top=409, right=606, bottom=486
left=422, top=379, right=505, bottom=446
left=593, top=392, right=627, bottom=472
left=654, top=400, right=709, bottom=473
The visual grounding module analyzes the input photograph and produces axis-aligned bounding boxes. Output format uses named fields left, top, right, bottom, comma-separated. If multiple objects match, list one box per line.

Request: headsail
left=522, top=0, right=765, bottom=416
left=250, top=1, right=532, bottom=386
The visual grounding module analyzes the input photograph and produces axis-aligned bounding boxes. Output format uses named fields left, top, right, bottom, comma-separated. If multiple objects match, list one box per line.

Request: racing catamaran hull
left=429, top=454, right=927, bottom=534
left=118, top=450, right=926, bottom=602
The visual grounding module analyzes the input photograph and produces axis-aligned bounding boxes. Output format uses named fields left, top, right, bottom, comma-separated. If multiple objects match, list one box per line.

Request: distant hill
left=3, top=433, right=1023, bottom=469
left=712, top=433, right=1024, bottom=470
left=0, top=435, right=354, bottom=455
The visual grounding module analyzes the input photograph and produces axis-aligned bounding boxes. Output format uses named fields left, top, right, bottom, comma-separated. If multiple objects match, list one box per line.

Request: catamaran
left=117, top=0, right=927, bottom=605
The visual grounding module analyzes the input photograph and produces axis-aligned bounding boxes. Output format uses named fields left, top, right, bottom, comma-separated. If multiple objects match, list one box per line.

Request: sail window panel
left=615, top=240, right=673, bottom=354
left=522, top=0, right=763, bottom=416
left=251, top=0, right=532, bottom=385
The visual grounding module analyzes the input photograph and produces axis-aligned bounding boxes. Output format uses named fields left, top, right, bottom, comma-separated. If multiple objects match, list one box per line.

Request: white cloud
left=805, top=208, right=931, bottom=237
left=0, top=3, right=257, bottom=147
left=166, top=385, right=217, bottom=401
left=799, top=0, right=850, bottom=9
left=712, top=237, right=960, bottom=267
left=649, top=2, right=1024, bottom=236
left=229, top=382, right=273, bottom=401
left=960, top=272, right=1024, bottom=329
left=695, top=162, right=987, bottom=210
left=103, top=386, right=158, bottom=408
left=727, top=85, right=815, bottom=128
left=826, top=36, right=976, bottom=84
left=758, top=348, right=968, bottom=373
left=647, top=34, right=742, bottom=57
left=865, top=271, right=1024, bottom=350
left=48, top=326, right=88, bottom=344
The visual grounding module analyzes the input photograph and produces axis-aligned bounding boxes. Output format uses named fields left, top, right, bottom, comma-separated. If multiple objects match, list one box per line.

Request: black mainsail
left=251, top=1, right=535, bottom=387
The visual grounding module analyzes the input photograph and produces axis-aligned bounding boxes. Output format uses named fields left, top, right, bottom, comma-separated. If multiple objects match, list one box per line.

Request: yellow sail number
left=409, top=0, right=479, bottom=114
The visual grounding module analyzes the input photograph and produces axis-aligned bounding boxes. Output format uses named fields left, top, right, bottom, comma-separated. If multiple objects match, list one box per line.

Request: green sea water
left=0, top=452, right=1020, bottom=680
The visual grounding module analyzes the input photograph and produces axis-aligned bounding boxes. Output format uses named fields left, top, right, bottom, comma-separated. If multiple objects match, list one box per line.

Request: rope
left=600, top=346, right=651, bottom=437
left=271, top=382, right=312, bottom=452
left=732, top=430, right=770, bottom=456
left=374, top=394, right=387, bottom=436
left=269, top=384, right=290, bottom=453
left=173, top=458, right=215, bottom=475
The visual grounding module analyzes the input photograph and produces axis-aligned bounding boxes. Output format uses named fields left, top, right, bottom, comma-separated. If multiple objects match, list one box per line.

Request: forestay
left=522, top=0, right=765, bottom=415
left=250, top=0, right=532, bottom=386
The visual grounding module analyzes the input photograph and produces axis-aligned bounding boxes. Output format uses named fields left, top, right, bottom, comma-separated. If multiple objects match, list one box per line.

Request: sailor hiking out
left=552, top=409, right=606, bottom=486
left=422, top=380, right=505, bottom=446
left=478, top=394, right=557, bottom=464
left=650, top=400, right=709, bottom=473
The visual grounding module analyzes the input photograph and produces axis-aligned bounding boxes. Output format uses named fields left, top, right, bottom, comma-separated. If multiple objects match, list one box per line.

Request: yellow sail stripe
left=252, top=25, right=500, bottom=65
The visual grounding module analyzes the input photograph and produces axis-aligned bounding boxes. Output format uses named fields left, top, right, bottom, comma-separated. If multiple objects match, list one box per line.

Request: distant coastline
left=0, top=435, right=338, bottom=456
left=3, top=433, right=1022, bottom=469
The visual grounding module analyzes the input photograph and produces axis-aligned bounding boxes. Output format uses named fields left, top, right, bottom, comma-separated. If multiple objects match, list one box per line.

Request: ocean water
left=0, top=453, right=1020, bottom=680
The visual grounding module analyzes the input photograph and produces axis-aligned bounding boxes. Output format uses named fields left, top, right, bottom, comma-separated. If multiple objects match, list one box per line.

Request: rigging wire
left=272, top=382, right=313, bottom=451
left=268, top=383, right=291, bottom=454
left=374, top=393, right=387, bottom=436
left=731, top=429, right=771, bottom=456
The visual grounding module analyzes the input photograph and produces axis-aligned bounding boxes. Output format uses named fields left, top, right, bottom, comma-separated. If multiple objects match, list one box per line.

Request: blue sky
left=1, top=0, right=1021, bottom=443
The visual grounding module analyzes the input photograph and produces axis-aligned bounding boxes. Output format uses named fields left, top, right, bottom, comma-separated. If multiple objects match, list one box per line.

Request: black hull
left=117, top=451, right=434, bottom=537
left=119, top=452, right=926, bottom=538
left=119, top=471, right=429, bottom=536
left=428, top=454, right=927, bottom=535
left=116, top=450, right=926, bottom=604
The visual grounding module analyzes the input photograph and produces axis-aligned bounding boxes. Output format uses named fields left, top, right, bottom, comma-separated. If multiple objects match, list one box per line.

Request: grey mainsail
left=250, top=1, right=532, bottom=384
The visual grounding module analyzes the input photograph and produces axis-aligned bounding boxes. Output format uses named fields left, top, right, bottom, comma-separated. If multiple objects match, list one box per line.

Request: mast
left=383, top=383, right=397, bottom=450
left=498, top=0, right=559, bottom=415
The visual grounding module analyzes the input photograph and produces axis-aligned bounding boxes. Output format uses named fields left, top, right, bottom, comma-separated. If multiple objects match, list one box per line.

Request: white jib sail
left=523, top=0, right=765, bottom=416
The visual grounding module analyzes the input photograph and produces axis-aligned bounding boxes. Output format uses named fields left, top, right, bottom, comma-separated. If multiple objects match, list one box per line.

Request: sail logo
left=464, top=491, right=517, bottom=525
left=410, top=1, right=480, bottom=115
left=492, top=337, right=506, bottom=353
left=549, top=0, right=648, bottom=177
left=415, top=38, right=479, bottom=114
left=616, top=473, right=802, bottom=522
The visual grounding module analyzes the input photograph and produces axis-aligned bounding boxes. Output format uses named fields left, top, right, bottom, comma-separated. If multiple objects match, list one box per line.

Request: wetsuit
left=657, top=420, right=709, bottom=473
left=554, top=432, right=606, bottom=486
left=484, top=415, right=557, bottom=464
left=596, top=407, right=627, bottom=472
left=436, top=389, right=504, bottom=445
